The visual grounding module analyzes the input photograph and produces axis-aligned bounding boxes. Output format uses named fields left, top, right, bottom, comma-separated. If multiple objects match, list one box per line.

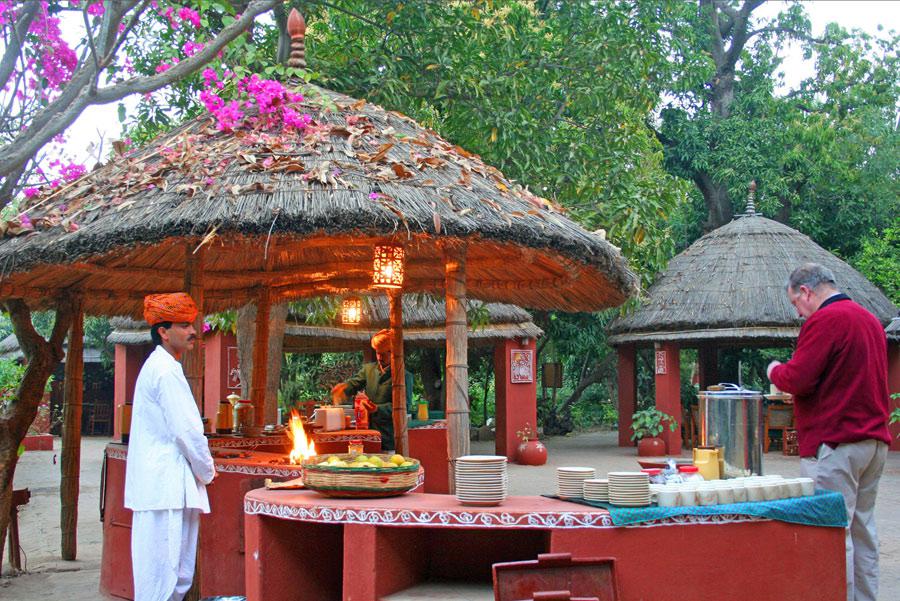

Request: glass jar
left=348, top=439, right=364, bottom=455
left=678, top=465, right=705, bottom=483
left=640, top=468, right=666, bottom=485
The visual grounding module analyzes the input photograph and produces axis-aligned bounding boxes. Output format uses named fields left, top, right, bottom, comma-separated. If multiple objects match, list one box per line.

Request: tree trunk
left=60, top=295, right=84, bottom=560
left=237, top=301, right=288, bottom=424
left=695, top=171, right=734, bottom=231
left=444, top=242, right=469, bottom=493
left=542, top=354, right=616, bottom=436
left=0, top=299, right=72, bottom=568
left=388, top=290, right=408, bottom=456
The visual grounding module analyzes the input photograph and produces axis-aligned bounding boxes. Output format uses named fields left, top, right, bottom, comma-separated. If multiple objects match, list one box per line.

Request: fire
left=287, top=409, right=316, bottom=464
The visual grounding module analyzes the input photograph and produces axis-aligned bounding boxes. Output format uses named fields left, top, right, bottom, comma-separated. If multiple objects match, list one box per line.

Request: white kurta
left=125, top=346, right=215, bottom=601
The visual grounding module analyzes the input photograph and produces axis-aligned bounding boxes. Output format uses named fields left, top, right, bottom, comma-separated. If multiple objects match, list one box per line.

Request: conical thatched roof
left=107, top=296, right=542, bottom=353
left=887, top=317, right=900, bottom=343
left=607, top=209, right=897, bottom=346
left=0, top=80, right=636, bottom=316
left=0, top=333, right=102, bottom=363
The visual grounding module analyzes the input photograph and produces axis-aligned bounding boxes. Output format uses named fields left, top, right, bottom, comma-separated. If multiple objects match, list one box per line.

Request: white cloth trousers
left=800, top=439, right=887, bottom=601
left=131, top=508, right=201, bottom=601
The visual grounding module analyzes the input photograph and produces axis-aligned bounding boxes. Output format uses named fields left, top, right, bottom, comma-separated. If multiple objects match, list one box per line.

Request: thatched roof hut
left=607, top=203, right=897, bottom=347
left=0, top=88, right=636, bottom=316
left=107, top=296, right=542, bottom=353
left=887, top=317, right=900, bottom=343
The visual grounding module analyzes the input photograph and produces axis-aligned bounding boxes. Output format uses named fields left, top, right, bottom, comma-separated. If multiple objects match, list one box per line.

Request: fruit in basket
left=400, top=461, right=414, bottom=467
left=326, top=455, right=341, bottom=464
left=369, top=456, right=384, bottom=467
left=355, top=455, right=369, bottom=463
left=389, top=454, right=405, bottom=466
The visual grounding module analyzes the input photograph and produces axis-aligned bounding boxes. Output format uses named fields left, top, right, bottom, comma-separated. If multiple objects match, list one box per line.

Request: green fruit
left=369, top=456, right=384, bottom=467
left=356, top=455, right=369, bottom=463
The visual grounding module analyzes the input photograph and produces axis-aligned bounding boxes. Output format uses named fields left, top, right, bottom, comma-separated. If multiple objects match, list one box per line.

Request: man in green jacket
left=331, top=329, right=413, bottom=451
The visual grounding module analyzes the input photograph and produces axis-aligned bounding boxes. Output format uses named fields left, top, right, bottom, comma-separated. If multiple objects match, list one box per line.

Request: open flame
left=287, top=409, right=316, bottom=464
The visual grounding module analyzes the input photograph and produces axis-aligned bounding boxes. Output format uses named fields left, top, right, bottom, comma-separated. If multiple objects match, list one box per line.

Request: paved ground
left=3, top=433, right=899, bottom=599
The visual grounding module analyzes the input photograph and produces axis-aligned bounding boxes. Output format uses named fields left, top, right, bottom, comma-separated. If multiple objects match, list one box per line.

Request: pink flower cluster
left=26, top=2, right=78, bottom=93
left=199, top=71, right=310, bottom=132
left=87, top=2, right=104, bottom=17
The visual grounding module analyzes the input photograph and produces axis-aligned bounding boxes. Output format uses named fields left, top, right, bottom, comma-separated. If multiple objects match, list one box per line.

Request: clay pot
left=517, top=439, right=548, bottom=465
left=637, top=437, right=666, bottom=457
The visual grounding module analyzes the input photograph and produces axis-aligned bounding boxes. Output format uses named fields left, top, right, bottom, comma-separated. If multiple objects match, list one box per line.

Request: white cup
left=762, top=482, right=779, bottom=501
left=746, top=483, right=765, bottom=502
left=732, top=483, right=748, bottom=503
left=797, top=477, right=815, bottom=496
left=678, top=487, right=697, bottom=506
left=657, top=488, right=680, bottom=507
left=715, top=485, right=735, bottom=505
left=697, top=486, right=718, bottom=506
left=784, top=479, right=801, bottom=498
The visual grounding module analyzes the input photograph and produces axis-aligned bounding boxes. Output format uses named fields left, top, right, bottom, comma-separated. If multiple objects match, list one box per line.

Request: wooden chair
left=89, top=401, right=113, bottom=435
left=764, top=403, right=794, bottom=453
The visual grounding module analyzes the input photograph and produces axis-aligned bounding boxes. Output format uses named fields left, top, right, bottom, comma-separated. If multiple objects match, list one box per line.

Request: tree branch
left=0, top=1, right=39, bottom=90
left=0, top=0, right=280, bottom=188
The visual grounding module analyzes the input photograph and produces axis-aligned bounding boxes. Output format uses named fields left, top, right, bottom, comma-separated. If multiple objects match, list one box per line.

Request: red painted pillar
left=203, top=331, right=240, bottom=422
left=654, top=342, right=682, bottom=455
left=617, top=345, right=637, bottom=447
left=888, top=342, right=899, bottom=451
left=113, top=343, right=152, bottom=441
left=494, top=338, right=537, bottom=461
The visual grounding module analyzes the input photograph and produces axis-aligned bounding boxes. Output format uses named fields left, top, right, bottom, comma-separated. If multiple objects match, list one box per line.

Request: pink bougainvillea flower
left=86, top=2, right=105, bottom=17
left=23, top=188, right=40, bottom=199
left=178, top=7, right=201, bottom=28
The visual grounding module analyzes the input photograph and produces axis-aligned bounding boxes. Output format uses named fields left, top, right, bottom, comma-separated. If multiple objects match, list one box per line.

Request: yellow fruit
left=327, top=455, right=341, bottom=463
left=332, top=460, right=348, bottom=467
left=369, top=456, right=384, bottom=467
left=318, top=461, right=329, bottom=466
left=356, top=455, right=369, bottom=463
left=400, top=461, right=414, bottom=467
left=390, top=454, right=405, bottom=466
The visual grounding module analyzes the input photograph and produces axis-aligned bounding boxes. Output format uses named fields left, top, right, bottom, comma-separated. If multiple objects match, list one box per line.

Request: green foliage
left=630, top=407, right=677, bottom=441
left=853, top=227, right=900, bottom=305
left=0, top=357, right=52, bottom=414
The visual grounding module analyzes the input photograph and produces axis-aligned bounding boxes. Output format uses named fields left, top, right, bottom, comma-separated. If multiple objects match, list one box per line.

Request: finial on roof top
left=287, top=9, right=307, bottom=70
left=743, top=180, right=758, bottom=217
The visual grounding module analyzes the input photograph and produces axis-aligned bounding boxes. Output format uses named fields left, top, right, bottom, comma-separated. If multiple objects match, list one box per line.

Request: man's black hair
left=150, top=321, right=173, bottom=346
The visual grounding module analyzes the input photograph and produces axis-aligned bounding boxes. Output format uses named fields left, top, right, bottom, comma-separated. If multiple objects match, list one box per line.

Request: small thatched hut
left=607, top=189, right=898, bottom=453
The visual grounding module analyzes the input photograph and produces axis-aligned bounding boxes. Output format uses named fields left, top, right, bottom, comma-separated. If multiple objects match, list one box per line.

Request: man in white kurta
left=125, top=293, right=215, bottom=601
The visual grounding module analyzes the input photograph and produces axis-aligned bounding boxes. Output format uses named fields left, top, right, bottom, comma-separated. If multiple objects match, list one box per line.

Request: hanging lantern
left=341, top=297, right=362, bottom=325
left=372, top=244, right=404, bottom=289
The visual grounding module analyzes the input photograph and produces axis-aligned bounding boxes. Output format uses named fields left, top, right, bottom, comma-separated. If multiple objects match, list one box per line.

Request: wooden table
left=243, top=489, right=846, bottom=601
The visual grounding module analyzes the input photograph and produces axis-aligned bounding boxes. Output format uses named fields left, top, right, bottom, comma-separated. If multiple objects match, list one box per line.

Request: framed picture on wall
left=227, top=346, right=242, bottom=390
left=510, top=349, right=534, bottom=384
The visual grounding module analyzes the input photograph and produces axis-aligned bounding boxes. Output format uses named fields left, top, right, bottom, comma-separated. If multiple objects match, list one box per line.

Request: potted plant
left=515, top=422, right=547, bottom=466
left=630, top=407, right=677, bottom=456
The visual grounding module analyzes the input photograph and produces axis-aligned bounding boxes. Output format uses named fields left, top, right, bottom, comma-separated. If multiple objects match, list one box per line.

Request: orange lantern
left=341, top=297, right=362, bottom=325
left=372, top=244, right=404, bottom=289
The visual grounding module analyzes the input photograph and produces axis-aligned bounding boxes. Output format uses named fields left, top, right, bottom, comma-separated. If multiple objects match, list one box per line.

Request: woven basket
left=302, top=453, right=420, bottom=498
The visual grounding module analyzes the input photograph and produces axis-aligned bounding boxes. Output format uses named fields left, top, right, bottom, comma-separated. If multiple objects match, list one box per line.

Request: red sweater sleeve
left=770, top=315, right=834, bottom=397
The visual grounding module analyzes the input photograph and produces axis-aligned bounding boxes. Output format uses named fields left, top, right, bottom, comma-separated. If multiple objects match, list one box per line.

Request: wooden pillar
left=251, top=288, right=271, bottom=428
left=444, top=242, right=469, bottom=491
left=654, top=342, right=682, bottom=455
left=60, top=294, right=83, bottom=561
left=388, top=290, right=408, bottom=455
left=183, top=245, right=205, bottom=415
left=616, top=345, right=637, bottom=447
left=697, top=345, right=719, bottom=390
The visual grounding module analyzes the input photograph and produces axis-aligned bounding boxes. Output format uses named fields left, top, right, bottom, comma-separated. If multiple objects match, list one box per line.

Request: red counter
left=311, top=428, right=381, bottom=454
left=408, top=420, right=449, bottom=494
left=243, top=490, right=846, bottom=601
left=100, top=442, right=302, bottom=600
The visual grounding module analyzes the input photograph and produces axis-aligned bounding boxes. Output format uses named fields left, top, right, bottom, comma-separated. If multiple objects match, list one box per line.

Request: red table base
left=243, top=490, right=846, bottom=601
left=311, top=429, right=381, bottom=455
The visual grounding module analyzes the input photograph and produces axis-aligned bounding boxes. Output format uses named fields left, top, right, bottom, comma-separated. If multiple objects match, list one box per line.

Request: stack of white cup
left=655, top=475, right=815, bottom=507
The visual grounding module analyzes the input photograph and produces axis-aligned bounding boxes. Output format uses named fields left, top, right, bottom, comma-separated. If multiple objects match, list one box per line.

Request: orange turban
left=143, top=293, right=198, bottom=326
left=371, top=328, right=393, bottom=353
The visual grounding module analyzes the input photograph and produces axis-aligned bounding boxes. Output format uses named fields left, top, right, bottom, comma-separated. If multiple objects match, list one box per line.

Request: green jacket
left=341, top=362, right=414, bottom=451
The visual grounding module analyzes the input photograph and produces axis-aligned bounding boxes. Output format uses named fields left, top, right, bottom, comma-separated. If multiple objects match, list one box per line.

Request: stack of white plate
left=608, top=471, right=651, bottom=507
left=557, top=467, right=596, bottom=499
left=582, top=478, right=609, bottom=502
left=455, top=455, right=508, bottom=507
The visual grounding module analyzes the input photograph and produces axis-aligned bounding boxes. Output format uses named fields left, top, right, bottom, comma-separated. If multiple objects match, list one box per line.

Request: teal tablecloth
left=545, top=490, right=847, bottom=528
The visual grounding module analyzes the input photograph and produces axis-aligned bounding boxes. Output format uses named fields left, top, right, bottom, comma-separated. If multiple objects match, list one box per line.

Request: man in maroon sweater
left=767, top=263, right=890, bottom=601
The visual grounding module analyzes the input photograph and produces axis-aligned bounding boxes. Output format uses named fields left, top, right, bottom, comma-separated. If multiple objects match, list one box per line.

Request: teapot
left=692, top=446, right=722, bottom=480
